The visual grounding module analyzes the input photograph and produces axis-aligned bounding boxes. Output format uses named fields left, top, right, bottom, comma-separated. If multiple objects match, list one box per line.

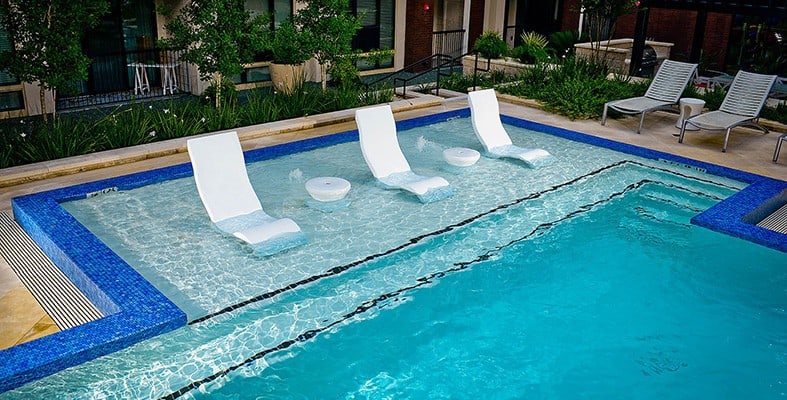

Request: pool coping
left=1, top=107, right=786, bottom=393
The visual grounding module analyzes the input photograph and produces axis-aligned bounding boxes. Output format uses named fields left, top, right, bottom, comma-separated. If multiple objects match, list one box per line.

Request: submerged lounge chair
left=355, top=105, right=454, bottom=203
left=679, top=70, right=777, bottom=152
left=601, top=59, right=698, bottom=134
left=467, top=88, right=555, bottom=168
left=187, top=131, right=306, bottom=256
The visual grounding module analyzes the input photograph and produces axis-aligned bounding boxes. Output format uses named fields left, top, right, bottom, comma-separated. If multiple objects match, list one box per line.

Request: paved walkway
left=1, top=92, right=785, bottom=351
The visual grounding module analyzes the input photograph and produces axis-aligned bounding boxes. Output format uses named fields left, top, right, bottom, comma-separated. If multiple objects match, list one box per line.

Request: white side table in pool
left=443, top=147, right=481, bottom=167
left=675, top=98, right=705, bottom=130
left=305, top=177, right=351, bottom=202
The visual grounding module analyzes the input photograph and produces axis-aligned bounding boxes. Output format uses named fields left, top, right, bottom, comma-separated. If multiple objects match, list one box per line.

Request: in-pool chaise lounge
left=467, top=88, right=555, bottom=168
left=679, top=70, right=778, bottom=152
left=187, top=131, right=307, bottom=256
left=601, top=59, right=698, bottom=134
left=355, top=105, right=454, bottom=203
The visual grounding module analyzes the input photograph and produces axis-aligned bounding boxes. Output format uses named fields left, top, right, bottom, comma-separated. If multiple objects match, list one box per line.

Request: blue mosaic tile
left=2, top=108, right=784, bottom=394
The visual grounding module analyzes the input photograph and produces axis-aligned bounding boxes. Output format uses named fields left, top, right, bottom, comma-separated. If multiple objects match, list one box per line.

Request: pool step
left=0, top=212, right=103, bottom=330
left=756, top=203, right=787, bottom=234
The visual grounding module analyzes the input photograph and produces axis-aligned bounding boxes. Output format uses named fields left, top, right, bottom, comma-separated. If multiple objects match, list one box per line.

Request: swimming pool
left=3, top=109, right=786, bottom=396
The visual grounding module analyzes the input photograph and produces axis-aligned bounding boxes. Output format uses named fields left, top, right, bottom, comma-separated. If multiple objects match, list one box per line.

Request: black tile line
left=642, top=193, right=707, bottom=213
left=164, top=176, right=698, bottom=400
left=188, top=160, right=733, bottom=326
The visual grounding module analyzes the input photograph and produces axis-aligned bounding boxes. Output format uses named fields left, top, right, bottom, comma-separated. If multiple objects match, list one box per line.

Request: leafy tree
left=0, top=0, right=109, bottom=121
left=579, top=0, right=639, bottom=51
left=158, top=0, right=270, bottom=108
left=294, top=0, right=361, bottom=91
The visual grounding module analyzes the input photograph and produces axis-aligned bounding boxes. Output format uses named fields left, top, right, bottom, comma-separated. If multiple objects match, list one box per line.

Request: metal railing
left=364, top=53, right=460, bottom=98
left=432, top=29, right=466, bottom=63
left=471, top=51, right=493, bottom=92
left=58, top=48, right=190, bottom=111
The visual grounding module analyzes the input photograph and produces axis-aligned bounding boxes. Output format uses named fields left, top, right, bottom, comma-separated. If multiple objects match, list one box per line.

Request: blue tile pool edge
left=1, top=107, right=785, bottom=393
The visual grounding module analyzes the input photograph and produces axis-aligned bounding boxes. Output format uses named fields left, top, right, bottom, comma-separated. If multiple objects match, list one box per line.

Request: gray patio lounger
left=601, top=59, right=698, bottom=134
left=678, top=70, right=778, bottom=152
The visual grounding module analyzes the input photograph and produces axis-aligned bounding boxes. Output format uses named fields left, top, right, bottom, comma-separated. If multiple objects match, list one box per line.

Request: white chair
left=355, top=105, right=454, bottom=203
left=679, top=70, right=777, bottom=152
left=187, top=131, right=306, bottom=256
left=601, top=59, right=698, bottom=133
left=467, top=89, right=555, bottom=168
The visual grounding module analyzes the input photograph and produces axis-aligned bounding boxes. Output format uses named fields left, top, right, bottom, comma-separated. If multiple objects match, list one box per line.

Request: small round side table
left=305, top=177, right=351, bottom=202
left=676, top=98, right=705, bottom=130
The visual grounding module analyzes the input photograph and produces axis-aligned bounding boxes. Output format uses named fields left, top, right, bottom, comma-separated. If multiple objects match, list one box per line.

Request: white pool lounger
left=187, top=131, right=306, bottom=256
left=468, top=89, right=555, bottom=168
left=355, top=105, right=455, bottom=203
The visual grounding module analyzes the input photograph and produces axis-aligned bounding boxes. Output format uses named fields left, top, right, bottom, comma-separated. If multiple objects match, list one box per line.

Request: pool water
left=59, top=117, right=746, bottom=321
left=6, top=116, right=785, bottom=398
left=197, top=187, right=787, bottom=399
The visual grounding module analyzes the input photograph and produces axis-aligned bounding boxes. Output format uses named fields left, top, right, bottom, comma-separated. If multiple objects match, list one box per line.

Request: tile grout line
left=0, top=212, right=103, bottom=330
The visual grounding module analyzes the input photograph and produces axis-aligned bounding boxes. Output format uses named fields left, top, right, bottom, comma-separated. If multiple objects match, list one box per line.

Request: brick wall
left=562, top=0, right=580, bottom=31
left=616, top=9, right=732, bottom=70
left=404, top=0, right=435, bottom=70
left=468, top=0, right=485, bottom=50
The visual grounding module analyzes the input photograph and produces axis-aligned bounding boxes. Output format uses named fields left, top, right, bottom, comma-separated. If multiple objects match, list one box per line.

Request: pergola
left=630, top=0, right=787, bottom=74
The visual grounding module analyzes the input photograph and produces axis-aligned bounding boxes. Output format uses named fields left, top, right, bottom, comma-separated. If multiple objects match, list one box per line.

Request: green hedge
left=0, top=84, right=393, bottom=169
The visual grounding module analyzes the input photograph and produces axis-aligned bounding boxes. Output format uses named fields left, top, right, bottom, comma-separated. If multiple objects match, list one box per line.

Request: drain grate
left=0, top=212, right=103, bottom=330
left=756, top=203, right=787, bottom=234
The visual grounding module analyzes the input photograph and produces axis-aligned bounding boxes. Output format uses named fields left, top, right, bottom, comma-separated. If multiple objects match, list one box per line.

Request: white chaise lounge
left=467, top=89, right=555, bottom=168
left=187, top=131, right=306, bottom=256
left=355, top=105, right=454, bottom=203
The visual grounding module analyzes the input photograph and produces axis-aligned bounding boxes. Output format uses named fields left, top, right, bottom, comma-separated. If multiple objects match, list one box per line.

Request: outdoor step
left=757, top=203, right=787, bottom=234
left=0, top=212, right=103, bottom=330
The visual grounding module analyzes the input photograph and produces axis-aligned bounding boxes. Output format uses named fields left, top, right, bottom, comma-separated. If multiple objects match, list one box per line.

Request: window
left=0, top=24, right=23, bottom=112
left=246, top=0, right=292, bottom=26
left=350, top=0, right=394, bottom=69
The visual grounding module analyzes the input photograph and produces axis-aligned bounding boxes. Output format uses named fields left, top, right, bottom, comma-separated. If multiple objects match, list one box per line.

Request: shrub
left=150, top=101, right=206, bottom=140
left=499, top=56, right=643, bottom=119
left=440, top=70, right=510, bottom=93
left=0, top=82, right=395, bottom=168
left=473, top=31, right=509, bottom=59
left=511, top=31, right=550, bottom=64
left=761, top=103, right=787, bottom=124
left=95, top=105, right=156, bottom=150
left=15, top=116, right=97, bottom=163
left=201, top=78, right=238, bottom=107
left=548, top=30, right=585, bottom=58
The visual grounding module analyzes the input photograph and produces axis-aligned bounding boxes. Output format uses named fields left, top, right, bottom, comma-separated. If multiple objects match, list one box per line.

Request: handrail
left=364, top=53, right=460, bottom=98
left=471, top=51, right=493, bottom=92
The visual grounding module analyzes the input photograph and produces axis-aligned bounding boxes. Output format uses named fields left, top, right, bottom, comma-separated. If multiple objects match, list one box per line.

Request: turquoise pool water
left=194, top=185, right=787, bottom=399
left=5, top=116, right=785, bottom=398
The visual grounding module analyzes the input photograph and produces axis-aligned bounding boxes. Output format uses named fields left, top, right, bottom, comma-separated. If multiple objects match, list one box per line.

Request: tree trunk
left=39, top=87, right=48, bottom=123
left=320, top=62, right=327, bottom=92
left=214, top=74, right=222, bottom=109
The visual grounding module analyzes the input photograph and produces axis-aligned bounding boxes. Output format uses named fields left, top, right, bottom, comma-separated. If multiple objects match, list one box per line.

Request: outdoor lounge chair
left=601, top=59, right=698, bottom=133
left=355, top=105, right=454, bottom=203
left=187, top=131, right=307, bottom=256
left=467, top=88, right=555, bottom=168
left=679, top=70, right=778, bottom=152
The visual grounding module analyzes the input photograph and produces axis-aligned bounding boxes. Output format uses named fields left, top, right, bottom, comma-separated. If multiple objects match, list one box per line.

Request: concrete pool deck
left=0, top=91, right=785, bottom=354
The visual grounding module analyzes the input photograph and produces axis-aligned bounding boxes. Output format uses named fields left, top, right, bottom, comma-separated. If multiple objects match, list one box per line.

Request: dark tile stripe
left=164, top=174, right=714, bottom=399
left=189, top=159, right=733, bottom=326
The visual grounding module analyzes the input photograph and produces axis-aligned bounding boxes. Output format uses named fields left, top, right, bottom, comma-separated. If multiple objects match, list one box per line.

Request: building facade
left=1, top=0, right=784, bottom=119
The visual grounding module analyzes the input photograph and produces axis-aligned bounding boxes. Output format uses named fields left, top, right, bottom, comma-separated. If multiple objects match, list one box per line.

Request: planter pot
left=269, top=62, right=305, bottom=93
